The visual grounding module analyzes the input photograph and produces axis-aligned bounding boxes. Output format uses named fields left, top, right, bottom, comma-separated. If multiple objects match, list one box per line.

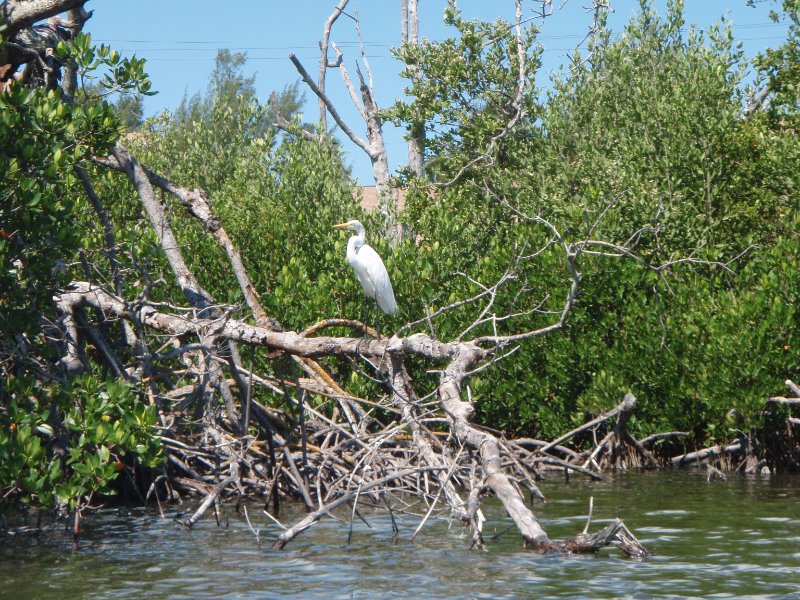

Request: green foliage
left=0, top=33, right=155, bottom=337
left=129, top=51, right=365, bottom=332
left=504, top=0, right=800, bottom=440
left=543, top=0, right=758, bottom=255
left=387, top=0, right=542, bottom=182
left=176, top=49, right=257, bottom=125
left=172, top=50, right=308, bottom=157
left=0, top=375, right=162, bottom=512
left=388, top=0, right=800, bottom=443
left=1, top=32, right=162, bottom=515
left=111, top=91, right=145, bottom=131
left=4, top=0, right=800, bottom=498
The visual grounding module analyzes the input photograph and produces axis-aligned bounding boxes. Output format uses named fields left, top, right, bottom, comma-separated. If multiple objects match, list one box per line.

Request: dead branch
left=95, top=149, right=278, bottom=331
left=586, top=393, right=658, bottom=470
left=706, top=464, right=728, bottom=482
left=318, top=0, right=351, bottom=127
left=767, top=397, right=800, bottom=406
left=531, top=456, right=603, bottom=481
left=555, top=518, right=650, bottom=558
left=439, top=345, right=550, bottom=548
left=289, top=53, right=372, bottom=155
left=767, top=379, right=800, bottom=406
left=639, top=431, right=690, bottom=445
left=536, top=393, right=638, bottom=457
left=180, top=475, right=238, bottom=529
left=386, top=355, right=473, bottom=524
left=269, top=91, right=316, bottom=142
left=54, top=280, right=612, bottom=551
left=743, top=85, right=770, bottom=120
left=671, top=443, right=742, bottom=467
left=273, top=466, right=443, bottom=549
left=1, top=2, right=91, bottom=90
left=109, top=144, right=243, bottom=426
left=470, top=216, right=582, bottom=346
left=291, top=7, right=394, bottom=228
left=513, top=438, right=578, bottom=459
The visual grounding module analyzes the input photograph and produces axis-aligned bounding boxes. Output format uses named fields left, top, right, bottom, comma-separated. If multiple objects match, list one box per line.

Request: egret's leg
left=362, top=295, right=370, bottom=335
left=373, top=300, right=381, bottom=338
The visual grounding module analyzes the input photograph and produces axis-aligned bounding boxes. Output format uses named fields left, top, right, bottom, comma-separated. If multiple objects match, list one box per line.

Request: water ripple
left=2, top=471, right=800, bottom=599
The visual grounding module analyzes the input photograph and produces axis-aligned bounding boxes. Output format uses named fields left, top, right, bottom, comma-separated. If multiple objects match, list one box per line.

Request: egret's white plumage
left=333, top=220, right=397, bottom=316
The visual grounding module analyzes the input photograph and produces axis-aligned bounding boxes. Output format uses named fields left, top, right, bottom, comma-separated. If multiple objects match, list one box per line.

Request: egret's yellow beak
left=333, top=221, right=352, bottom=230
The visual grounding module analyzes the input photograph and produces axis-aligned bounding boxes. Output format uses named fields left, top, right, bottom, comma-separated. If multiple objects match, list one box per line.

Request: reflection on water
left=2, top=471, right=800, bottom=599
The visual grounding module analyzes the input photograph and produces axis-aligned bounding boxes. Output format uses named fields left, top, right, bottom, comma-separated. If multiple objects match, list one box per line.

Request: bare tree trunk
left=355, top=63, right=396, bottom=240
left=439, top=345, right=550, bottom=548
left=402, top=0, right=424, bottom=177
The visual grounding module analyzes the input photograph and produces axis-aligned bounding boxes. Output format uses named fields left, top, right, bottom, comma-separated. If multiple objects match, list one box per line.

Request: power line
left=93, top=40, right=399, bottom=48
left=91, top=20, right=787, bottom=49
left=142, top=55, right=395, bottom=62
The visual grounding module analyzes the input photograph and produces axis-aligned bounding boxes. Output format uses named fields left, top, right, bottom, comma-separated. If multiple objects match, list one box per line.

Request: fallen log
left=671, top=443, right=742, bottom=467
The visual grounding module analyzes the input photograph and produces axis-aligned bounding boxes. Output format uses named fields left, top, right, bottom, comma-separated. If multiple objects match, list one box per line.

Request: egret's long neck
left=346, top=232, right=364, bottom=263
left=350, top=227, right=366, bottom=253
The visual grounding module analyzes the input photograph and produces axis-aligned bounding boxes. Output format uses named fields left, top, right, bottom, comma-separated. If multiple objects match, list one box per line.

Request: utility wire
left=92, top=19, right=787, bottom=48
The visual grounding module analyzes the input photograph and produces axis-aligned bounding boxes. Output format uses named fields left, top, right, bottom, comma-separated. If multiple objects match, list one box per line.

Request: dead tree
left=582, top=393, right=658, bottom=471
left=282, top=1, right=398, bottom=238
left=277, top=0, right=614, bottom=234
left=666, top=380, right=800, bottom=474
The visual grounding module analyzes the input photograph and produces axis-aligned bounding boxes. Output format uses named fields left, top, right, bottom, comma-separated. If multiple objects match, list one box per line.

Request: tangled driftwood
left=41, top=131, right=660, bottom=557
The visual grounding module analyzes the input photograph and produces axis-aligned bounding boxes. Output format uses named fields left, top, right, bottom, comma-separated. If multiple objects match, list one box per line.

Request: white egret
left=333, top=219, right=397, bottom=316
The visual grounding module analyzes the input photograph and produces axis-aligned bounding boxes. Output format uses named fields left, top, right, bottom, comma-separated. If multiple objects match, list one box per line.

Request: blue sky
left=86, top=1, right=788, bottom=183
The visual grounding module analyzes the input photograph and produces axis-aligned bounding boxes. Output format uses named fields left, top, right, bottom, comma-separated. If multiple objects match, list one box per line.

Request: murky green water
left=2, top=470, right=799, bottom=599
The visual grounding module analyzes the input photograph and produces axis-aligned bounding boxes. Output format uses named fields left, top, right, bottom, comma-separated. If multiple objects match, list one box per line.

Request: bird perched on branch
left=333, top=219, right=397, bottom=317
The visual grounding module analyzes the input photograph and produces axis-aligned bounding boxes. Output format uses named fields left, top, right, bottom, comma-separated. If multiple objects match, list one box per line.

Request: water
left=2, top=470, right=799, bottom=599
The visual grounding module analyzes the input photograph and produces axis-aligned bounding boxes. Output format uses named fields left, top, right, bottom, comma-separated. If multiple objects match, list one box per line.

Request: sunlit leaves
left=386, top=1, right=542, bottom=182
left=386, top=0, right=800, bottom=442
left=1, top=31, right=155, bottom=336
left=0, top=376, right=163, bottom=511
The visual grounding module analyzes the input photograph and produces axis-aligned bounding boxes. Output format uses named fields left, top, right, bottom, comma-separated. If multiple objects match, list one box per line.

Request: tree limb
left=289, top=53, right=373, bottom=155
left=0, top=0, right=88, bottom=34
